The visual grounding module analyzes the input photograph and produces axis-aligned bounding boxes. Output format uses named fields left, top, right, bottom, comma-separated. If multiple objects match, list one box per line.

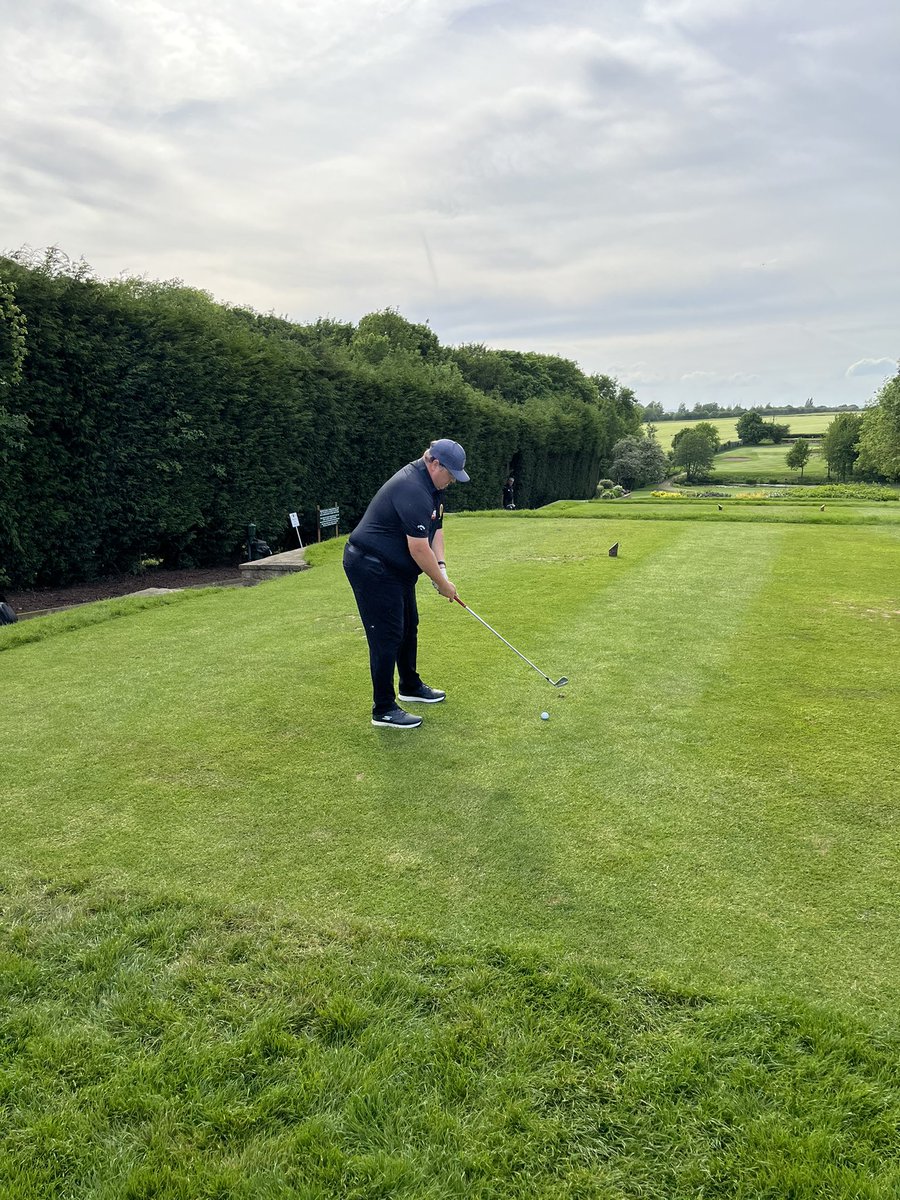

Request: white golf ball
left=541, top=711, right=550, bottom=720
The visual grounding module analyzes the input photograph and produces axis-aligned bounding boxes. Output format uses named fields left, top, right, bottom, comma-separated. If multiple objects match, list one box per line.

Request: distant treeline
left=640, top=401, right=861, bottom=422
left=0, top=251, right=641, bottom=589
left=641, top=377, right=900, bottom=487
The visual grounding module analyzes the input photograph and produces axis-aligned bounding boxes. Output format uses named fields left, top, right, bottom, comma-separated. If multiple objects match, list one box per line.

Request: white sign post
left=289, top=511, right=303, bottom=548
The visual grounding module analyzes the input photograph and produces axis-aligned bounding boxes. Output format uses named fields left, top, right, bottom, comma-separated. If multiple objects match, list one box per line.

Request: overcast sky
left=2, top=0, right=897, bottom=410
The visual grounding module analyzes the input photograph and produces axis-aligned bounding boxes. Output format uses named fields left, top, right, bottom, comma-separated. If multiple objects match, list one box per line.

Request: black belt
left=346, top=540, right=380, bottom=563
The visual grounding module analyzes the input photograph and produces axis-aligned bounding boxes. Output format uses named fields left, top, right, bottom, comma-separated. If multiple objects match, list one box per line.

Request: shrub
left=781, top=484, right=898, bottom=501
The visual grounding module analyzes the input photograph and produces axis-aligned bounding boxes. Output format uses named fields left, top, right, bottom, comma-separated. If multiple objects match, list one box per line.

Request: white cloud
left=681, top=371, right=760, bottom=386
left=845, top=358, right=896, bottom=378
left=1, top=0, right=898, bottom=409
left=614, top=363, right=668, bottom=386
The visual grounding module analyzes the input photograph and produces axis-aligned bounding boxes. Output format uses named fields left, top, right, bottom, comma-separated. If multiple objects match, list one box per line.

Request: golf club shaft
left=454, top=597, right=556, bottom=685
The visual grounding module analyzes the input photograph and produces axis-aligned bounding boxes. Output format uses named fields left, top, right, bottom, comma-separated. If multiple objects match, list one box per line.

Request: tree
left=671, top=429, right=716, bottom=482
left=768, top=422, right=790, bottom=444
left=639, top=400, right=666, bottom=423
left=671, top=421, right=720, bottom=454
left=0, top=277, right=27, bottom=387
left=736, top=410, right=767, bottom=445
left=591, top=375, right=641, bottom=425
left=451, top=345, right=602, bottom=409
left=857, top=373, right=900, bottom=480
left=691, top=401, right=723, bottom=419
left=785, top=439, right=811, bottom=480
left=608, top=433, right=668, bottom=490
left=822, top=412, right=864, bottom=481
left=353, top=309, right=442, bottom=363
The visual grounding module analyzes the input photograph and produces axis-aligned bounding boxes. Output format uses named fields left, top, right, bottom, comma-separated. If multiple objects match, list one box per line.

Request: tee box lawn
left=2, top=505, right=900, bottom=1197
left=4, top=506, right=898, bottom=1011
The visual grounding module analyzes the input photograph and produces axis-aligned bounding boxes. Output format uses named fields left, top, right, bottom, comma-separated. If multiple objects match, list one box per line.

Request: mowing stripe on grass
left=1, top=516, right=897, bottom=1026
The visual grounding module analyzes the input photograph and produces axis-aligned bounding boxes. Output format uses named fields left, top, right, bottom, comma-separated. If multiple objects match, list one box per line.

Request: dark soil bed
left=5, top=567, right=246, bottom=616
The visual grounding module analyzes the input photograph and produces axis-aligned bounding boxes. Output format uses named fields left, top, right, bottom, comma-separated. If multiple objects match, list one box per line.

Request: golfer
left=343, top=439, right=469, bottom=729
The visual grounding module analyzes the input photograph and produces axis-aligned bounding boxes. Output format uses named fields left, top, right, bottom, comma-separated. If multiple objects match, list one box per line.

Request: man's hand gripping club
left=407, top=536, right=458, bottom=602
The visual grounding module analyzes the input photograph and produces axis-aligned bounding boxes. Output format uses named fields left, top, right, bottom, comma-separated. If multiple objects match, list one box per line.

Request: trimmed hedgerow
left=0, top=253, right=641, bottom=587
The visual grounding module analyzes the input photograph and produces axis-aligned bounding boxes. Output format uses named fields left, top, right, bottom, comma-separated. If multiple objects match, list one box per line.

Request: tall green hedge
left=0, top=254, right=638, bottom=588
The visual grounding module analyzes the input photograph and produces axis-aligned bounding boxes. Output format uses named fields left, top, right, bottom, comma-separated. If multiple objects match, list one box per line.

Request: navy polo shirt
left=349, top=459, right=445, bottom=579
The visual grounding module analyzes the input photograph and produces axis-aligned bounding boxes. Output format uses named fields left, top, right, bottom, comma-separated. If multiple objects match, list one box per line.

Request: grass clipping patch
left=2, top=882, right=899, bottom=1199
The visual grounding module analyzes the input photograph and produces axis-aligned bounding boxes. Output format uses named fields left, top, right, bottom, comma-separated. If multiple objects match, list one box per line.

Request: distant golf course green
left=640, top=413, right=857, bottom=483
left=650, top=411, right=837, bottom=451
left=3, top=509, right=899, bottom=1196
left=711, top=441, right=829, bottom=482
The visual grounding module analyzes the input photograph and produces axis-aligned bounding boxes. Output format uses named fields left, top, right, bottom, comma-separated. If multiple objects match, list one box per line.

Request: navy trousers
left=343, top=542, right=423, bottom=716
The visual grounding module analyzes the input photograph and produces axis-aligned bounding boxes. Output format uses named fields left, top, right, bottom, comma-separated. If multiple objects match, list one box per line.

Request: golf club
left=454, top=596, right=568, bottom=688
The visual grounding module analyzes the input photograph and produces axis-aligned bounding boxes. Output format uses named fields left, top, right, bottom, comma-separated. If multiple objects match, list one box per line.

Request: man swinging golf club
left=343, top=439, right=469, bottom=729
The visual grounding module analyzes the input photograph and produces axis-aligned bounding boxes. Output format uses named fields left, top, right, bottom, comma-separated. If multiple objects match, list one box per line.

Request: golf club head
left=553, top=676, right=569, bottom=687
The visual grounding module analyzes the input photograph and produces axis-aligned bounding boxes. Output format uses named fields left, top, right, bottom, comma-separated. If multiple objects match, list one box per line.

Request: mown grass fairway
left=2, top=515, right=899, bottom=1010
left=3, top=511, right=900, bottom=1196
left=650, top=411, right=838, bottom=451
left=711, top=441, right=829, bottom=482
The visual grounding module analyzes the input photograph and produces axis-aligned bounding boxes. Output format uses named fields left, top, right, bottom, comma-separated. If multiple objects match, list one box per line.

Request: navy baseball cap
left=431, top=439, right=470, bottom=482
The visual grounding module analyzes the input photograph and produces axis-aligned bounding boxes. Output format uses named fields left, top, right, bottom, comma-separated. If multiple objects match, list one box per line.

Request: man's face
left=434, top=461, right=456, bottom=487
